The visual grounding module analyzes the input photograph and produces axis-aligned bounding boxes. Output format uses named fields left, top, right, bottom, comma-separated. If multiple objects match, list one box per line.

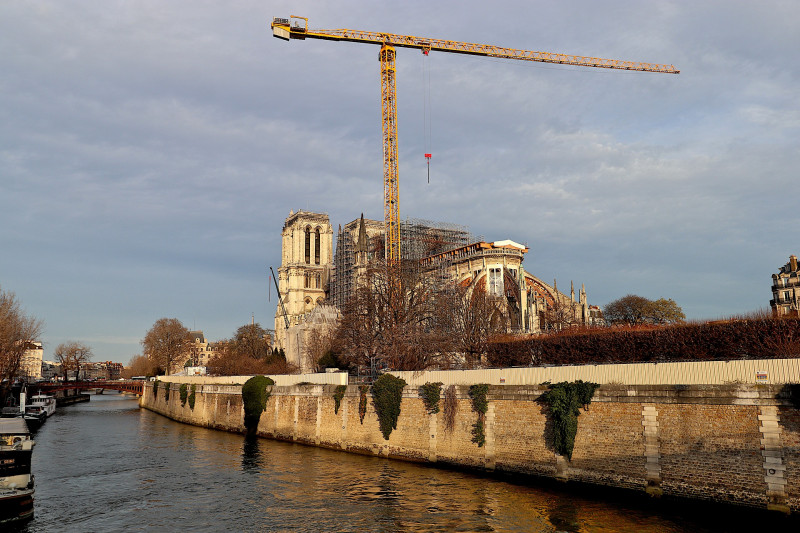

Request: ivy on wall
left=180, top=384, right=189, bottom=406
left=442, top=385, right=458, bottom=433
left=189, top=384, right=197, bottom=410
left=468, top=384, right=489, bottom=447
left=371, top=374, right=407, bottom=440
left=358, top=385, right=368, bottom=424
left=777, top=383, right=800, bottom=409
left=242, top=375, right=275, bottom=434
left=152, top=379, right=159, bottom=400
left=163, top=381, right=171, bottom=402
left=540, top=380, right=599, bottom=460
left=333, top=385, right=347, bottom=414
left=419, top=382, right=443, bottom=415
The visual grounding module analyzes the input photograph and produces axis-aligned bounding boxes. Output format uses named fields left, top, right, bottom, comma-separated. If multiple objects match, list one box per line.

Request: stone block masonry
left=141, top=381, right=800, bottom=514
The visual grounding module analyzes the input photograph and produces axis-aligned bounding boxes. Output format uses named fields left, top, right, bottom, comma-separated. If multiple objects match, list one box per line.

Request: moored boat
left=0, top=418, right=35, bottom=525
left=22, top=408, right=47, bottom=431
left=26, top=394, right=56, bottom=418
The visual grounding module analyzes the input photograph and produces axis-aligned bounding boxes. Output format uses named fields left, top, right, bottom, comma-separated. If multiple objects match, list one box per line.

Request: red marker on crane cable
left=425, top=153, right=431, bottom=183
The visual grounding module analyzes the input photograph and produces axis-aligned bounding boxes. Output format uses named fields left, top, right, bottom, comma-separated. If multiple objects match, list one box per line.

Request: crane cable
left=422, top=47, right=432, bottom=183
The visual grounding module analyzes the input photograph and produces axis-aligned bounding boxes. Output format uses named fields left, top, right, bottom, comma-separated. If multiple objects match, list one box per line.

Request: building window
left=305, top=226, right=311, bottom=264
left=488, top=267, right=503, bottom=297
left=315, top=228, right=321, bottom=265
left=784, top=291, right=791, bottom=302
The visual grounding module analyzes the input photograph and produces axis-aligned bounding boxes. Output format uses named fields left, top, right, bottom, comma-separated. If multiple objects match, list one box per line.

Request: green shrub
left=163, top=381, right=171, bottom=402
left=242, top=375, right=274, bottom=434
left=180, top=383, right=189, bottom=406
left=333, top=385, right=347, bottom=414
left=318, top=350, right=342, bottom=370
left=419, top=382, right=443, bottom=414
left=468, top=384, right=490, bottom=447
left=371, top=374, right=406, bottom=440
left=152, top=379, right=159, bottom=399
left=188, top=384, right=197, bottom=410
left=540, top=380, right=599, bottom=460
left=358, top=385, right=368, bottom=424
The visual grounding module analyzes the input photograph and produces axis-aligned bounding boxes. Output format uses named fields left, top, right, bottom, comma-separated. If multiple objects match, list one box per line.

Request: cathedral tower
left=274, top=210, right=333, bottom=349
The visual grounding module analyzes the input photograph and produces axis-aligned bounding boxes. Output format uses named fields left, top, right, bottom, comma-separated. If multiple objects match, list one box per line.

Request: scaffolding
left=401, top=217, right=473, bottom=261
left=331, top=216, right=477, bottom=308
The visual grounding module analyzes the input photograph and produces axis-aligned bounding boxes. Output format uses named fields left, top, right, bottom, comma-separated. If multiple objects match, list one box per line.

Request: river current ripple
left=9, top=393, right=788, bottom=532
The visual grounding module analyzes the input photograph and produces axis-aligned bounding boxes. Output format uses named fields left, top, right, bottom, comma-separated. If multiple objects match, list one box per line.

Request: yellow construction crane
left=271, top=16, right=678, bottom=264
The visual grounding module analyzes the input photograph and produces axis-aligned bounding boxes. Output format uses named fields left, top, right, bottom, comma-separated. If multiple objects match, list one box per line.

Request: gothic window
left=488, top=267, right=503, bottom=297
left=305, top=226, right=311, bottom=264
left=315, top=227, right=321, bottom=265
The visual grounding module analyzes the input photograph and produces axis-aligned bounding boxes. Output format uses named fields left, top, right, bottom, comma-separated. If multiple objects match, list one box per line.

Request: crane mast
left=271, top=16, right=678, bottom=263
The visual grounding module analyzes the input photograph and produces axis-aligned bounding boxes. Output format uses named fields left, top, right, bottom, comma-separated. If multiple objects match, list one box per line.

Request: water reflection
left=241, top=436, right=261, bottom=473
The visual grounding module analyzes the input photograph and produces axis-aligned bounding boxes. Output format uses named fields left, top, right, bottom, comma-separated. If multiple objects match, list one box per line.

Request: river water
left=10, top=393, right=790, bottom=532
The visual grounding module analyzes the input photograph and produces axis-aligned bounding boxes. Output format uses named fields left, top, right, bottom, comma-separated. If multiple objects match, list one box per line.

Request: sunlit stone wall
left=141, top=382, right=799, bottom=514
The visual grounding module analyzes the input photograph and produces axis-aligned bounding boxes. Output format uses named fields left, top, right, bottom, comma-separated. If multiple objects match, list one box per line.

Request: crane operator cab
left=272, top=16, right=307, bottom=41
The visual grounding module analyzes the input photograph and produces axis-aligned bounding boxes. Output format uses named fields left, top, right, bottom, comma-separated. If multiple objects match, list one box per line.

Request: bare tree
left=304, top=321, right=338, bottom=372
left=334, top=261, right=448, bottom=373
left=230, top=323, right=272, bottom=361
left=207, top=342, right=298, bottom=376
left=541, top=297, right=581, bottom=332
left=207, top=322, right=296, bottom=377
left=141, top=318, right=193, bottom=375
left=54, top=341, right=93, bottom=380
left=604, top=294, right=685, bottom=326
left=435, top=283, right=506, bottom=368
left=0, top=287, right=44, bottom=396
left=121, top=354, right=157, bottom=378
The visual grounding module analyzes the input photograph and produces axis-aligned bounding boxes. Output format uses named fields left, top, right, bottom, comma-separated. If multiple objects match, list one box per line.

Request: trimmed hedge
left=418, top=382, right=443, bottom=415
left=487, top=318, right=800, bottom=367
left=371, top=374, right=407, bottom=440
left=242, top=375, right=275, bottom=434
left=333, top=385, right=347, bottom=414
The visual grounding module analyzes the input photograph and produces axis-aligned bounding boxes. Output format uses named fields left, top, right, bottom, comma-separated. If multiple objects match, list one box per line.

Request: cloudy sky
left=2, top=1, right=798, bottom=364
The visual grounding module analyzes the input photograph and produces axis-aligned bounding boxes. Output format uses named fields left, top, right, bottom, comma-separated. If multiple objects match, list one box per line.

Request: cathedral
left=274, top=209, right=597, bottom=370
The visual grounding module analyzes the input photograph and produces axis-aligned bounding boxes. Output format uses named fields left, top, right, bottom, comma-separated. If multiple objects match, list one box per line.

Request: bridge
left=31, top=380, right=144, bottom=396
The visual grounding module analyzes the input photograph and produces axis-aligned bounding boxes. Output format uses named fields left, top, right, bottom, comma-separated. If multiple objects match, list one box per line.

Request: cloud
left=1, top=0, right=799, bottom=361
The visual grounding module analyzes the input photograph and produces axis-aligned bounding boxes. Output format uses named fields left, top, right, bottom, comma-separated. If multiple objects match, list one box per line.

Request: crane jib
left=270, top=15, right=679, bottom=265
left=270, top=18, right=679, bottom=74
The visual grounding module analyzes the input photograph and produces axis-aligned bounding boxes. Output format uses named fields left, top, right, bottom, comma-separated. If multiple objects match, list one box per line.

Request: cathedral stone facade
left=274, top=210, right=334, bottom=353
left=274, top=209, right=595, bottom=370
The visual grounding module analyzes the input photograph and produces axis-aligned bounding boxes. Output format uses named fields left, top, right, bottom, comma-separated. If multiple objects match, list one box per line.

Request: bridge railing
left=31, top=380, right=144, bottom=395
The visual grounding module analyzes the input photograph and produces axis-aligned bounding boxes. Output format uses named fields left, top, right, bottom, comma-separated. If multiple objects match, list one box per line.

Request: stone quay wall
left=140, top=381, right=800, bottom=514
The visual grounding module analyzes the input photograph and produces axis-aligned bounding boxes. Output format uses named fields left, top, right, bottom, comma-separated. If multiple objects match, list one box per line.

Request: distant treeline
left=486, top=317, right=800, bottom=367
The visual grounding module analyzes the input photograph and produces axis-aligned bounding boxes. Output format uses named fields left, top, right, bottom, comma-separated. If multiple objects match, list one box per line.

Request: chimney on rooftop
left=791, top=255, right=798, bottom=272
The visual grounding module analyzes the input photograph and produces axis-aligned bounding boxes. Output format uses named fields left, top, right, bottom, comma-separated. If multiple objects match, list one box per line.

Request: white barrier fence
left=158, top=372, right=348, bottom=387
left=154, top=359, right=800, bottom=389
left=389, top=358, right=800, bottom=387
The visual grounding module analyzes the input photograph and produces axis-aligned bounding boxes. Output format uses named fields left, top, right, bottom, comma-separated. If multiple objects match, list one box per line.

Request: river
left=10, top=392, right=789, bottom=532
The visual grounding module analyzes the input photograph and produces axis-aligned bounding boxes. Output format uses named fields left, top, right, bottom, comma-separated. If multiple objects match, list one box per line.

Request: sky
left=2, top=1, right=799, bottom=364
